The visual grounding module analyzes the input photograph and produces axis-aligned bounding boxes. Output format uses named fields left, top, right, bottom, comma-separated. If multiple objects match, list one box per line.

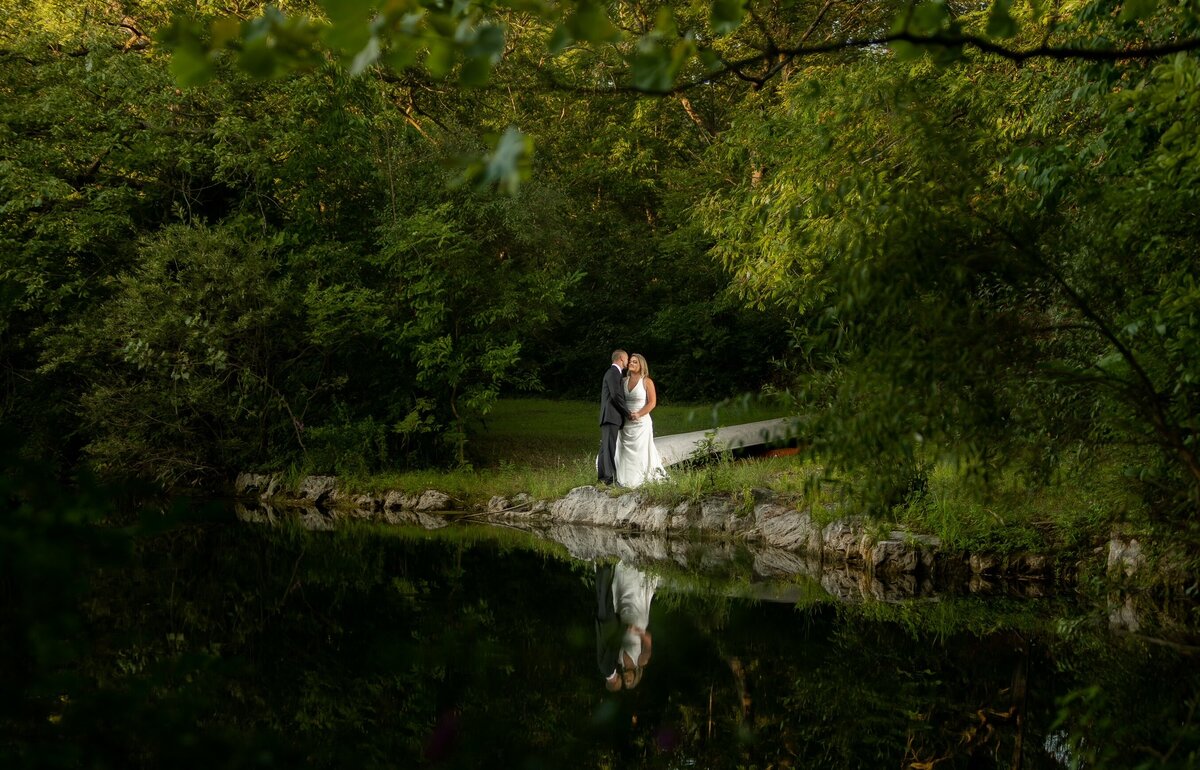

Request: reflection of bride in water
left=595, top=560, right=660, bottom=691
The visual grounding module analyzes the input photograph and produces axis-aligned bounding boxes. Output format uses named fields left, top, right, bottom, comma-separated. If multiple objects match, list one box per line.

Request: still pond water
left=66, top=506, right=1200, bottom=768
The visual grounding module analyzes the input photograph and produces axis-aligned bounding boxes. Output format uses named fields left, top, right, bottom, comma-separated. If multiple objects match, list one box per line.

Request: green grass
left=466, top=395, right=794, bottom=469
left=330, top=397, right=1140, bottom=559
left=333, top=396, right=798, bottom=505
left=894, top=451, right=1147, bottom=556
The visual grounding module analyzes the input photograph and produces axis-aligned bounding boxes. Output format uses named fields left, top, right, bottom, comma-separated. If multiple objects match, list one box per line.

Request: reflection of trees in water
left=2, top=457, right=1198, bottom=768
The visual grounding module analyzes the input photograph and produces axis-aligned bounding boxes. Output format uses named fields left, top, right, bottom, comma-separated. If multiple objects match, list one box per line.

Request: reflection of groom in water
left=599, top=349, right=632, bottom=486
left=595, top=560, right=657, bottom=691
left=595, top=562, right=624, bottom=692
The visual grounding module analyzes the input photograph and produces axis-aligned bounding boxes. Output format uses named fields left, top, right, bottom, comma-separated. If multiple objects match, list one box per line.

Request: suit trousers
left=598, top=422, right=621, bottom=483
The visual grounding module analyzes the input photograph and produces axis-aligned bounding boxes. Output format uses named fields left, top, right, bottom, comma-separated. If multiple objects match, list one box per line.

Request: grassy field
left=465, top=395, right=795, bottom=469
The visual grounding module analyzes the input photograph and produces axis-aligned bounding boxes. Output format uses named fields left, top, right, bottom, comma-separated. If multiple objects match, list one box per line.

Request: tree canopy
left=1, top=0, right=1197, bottom=516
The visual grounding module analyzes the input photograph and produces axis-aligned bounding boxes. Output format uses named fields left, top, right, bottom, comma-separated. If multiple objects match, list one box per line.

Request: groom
left=598, top=349, right=633, bottom=486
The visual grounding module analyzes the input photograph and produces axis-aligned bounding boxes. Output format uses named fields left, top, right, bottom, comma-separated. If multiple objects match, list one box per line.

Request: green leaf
left=986, top=0, right=1018, bottom=38
left=566, top=2, right=620, bottom=43
left=320, top=0, right=378, bottom=23
left=385, top=40, right=420, bottom=70
left=349, top=35, right=382, bottom=75
left=459, top=54, right=493, bottom=86
left=455, top=127, right=532, bottom=194
left=890, top=40, right=925, bottom=61
left=1119, top=0, right=1159, bottom=22
left=466, top=24, right=506, bottom=62
left=169, top=43, right=214, bottom=86
left=631, top=40, right=676, bottom=93
left=910, top=0, right=949, bottom=35
left=239, top=38, right=277, bottom=78
left=210, top=17, right=242, bottom=49
left=425, top=38, right=456, bottom=78
left=325, top=19, right=372, bottom=55
left=711, top=0, right=744, bottom=36
left=654, top=7, right=678, bottom=36
left=548, top=24, right=573, bottom=53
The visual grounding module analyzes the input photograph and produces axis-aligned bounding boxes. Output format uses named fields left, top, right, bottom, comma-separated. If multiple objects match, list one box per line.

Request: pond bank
left=234, top=472, right=1078, bottom=585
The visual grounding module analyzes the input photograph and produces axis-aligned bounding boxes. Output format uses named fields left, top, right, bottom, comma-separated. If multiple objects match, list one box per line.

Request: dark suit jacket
left=599, top=364, right=630, bottom=426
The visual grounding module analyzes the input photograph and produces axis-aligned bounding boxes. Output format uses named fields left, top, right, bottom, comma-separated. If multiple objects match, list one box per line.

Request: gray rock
left=352, top=494, right=381, bottom=512
left=234, top=473, right=273, bottom=496
left=297, top=506, right=334, bottom=531
left=969, top=553, right=1002, bottom=574
left=384, top=490, right=419, bottom=511
left=668, top=501, right=692, bottom=529
left=381, top=509, right=445, bottom=528
left=870, top=538, right=919, bottom=574
left=822, top=518, right=869, bottom=562
left=1014, top=553, right=1052, bottom=577
left=486, top=495, right=510, bottom=512
left=413, top=511, right=448, bottom=529
left=752, top=504, right=821, bottom=552
left=299, top=475, right=337, bottom=504
left=1107, top=535, right=1145, bottom=577
left=751, top=547, right=821, bottom=579
left=551, top=486, right=617, bottom=526
left=415, top=489, right=454, bottom=512
left=699, top=498, right=733, bottom=531
left=234, top=501, right=271, bottom=523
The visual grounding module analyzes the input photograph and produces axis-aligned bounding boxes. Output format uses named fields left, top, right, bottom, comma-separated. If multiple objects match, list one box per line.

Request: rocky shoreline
left=233, top=472, right=1067, bottom=584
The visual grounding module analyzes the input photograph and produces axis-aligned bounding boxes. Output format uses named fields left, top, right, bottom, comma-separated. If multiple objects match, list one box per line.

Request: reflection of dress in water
left=612, top=561, right=660, bottom=665
left=614, top=377, right=667, bottom=488
left=595, top=563, right=622, bottom=679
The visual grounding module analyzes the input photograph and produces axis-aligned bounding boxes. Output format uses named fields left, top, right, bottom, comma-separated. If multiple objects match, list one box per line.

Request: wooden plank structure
left=655, top=417, right=798, bottom=467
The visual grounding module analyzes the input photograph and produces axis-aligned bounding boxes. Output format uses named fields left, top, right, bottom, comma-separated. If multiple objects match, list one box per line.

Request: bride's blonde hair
left=628, top=354, right=650, bottom=379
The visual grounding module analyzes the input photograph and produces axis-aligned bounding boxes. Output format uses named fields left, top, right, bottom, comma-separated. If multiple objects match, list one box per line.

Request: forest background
left=2, top=0, right=1199, bottom=531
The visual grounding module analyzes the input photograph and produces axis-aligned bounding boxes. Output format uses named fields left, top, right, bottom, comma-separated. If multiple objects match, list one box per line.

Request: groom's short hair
left=611, top=349, right=627, bottom=363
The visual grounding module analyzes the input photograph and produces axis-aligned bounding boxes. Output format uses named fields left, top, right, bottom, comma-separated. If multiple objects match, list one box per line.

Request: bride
left=614, top=353, right=667, bottom=487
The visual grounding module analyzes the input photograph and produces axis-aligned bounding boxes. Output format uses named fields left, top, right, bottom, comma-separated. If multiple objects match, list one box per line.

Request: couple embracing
left=598, top=349, right=667, bottom=488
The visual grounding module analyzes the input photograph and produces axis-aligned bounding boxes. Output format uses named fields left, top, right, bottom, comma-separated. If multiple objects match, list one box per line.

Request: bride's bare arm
left=635, top=378, right=657, bottom=419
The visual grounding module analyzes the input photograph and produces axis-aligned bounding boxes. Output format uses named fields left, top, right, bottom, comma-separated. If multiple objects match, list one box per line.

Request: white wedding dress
left=614, top=377, right=667, bottom=488
left=612, top=560, right=659, bottom=665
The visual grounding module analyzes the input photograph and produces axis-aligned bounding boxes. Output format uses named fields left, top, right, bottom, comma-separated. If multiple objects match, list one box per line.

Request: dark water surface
left=32, top=509, right=1200, bottom=768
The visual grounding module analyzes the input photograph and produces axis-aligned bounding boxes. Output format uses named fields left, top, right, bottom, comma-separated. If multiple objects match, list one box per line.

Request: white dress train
left=614, top=377, right=667, bottom=488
